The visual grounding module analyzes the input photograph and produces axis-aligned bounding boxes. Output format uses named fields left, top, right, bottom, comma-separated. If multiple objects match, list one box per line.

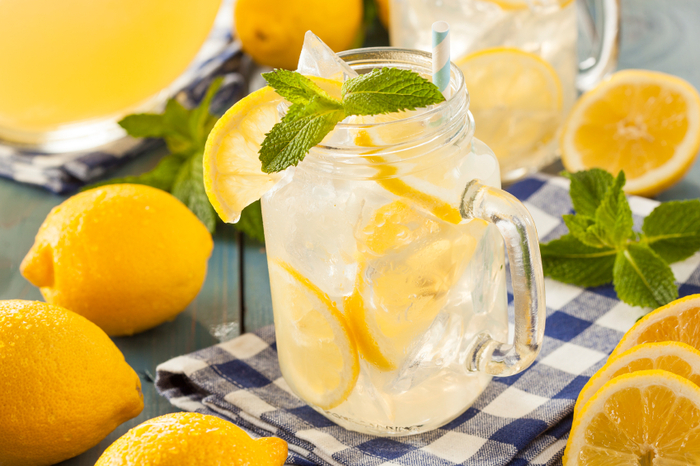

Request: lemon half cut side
left=561, top=70, right=700, bottom=197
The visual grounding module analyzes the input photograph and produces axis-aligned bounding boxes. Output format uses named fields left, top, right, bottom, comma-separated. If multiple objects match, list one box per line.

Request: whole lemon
left=0, top=300, right=144, bottom=466
left=234, top=0, right=363, bottom=70
left=95, top=412, right=288, bottom=466
left=20, top=184, right=214, bottom=336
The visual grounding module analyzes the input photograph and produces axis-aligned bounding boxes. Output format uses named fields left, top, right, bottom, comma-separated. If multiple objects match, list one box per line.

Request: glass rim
left=331, top=47, right=468, bottom=130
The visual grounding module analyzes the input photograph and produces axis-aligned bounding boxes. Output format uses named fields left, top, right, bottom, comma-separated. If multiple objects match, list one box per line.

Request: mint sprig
left=85, top=78, right=265, bottom=243
left=259, top=68, right=445, bottom=173
left=542, top=169, right=700, bottom=308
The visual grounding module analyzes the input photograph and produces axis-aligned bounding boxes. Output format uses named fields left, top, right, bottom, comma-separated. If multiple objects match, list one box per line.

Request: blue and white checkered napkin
left=155, top=174, right=700, bottom=466
left=0, top=0, right=245, bottom=194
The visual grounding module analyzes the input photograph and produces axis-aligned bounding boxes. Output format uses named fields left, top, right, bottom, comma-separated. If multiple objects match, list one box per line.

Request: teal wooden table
left=1, top=0, right=700, bottom=464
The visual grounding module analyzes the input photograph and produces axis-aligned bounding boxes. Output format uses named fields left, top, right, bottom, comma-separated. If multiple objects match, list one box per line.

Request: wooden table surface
left=1, top=0, right=700, bottom=464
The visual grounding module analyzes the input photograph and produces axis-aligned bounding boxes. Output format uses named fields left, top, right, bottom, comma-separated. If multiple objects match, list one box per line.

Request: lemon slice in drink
left=456, top=47, right=563, bottom=172
left=563, top=370, right=700, bottom=465
left=611, top=294, right=700, bottom=358
left=203, top=78, right=342, bottom=223
left=346, top=201, right=485, bottom=370
left=561, top=70, right=700, bottom=197
left=573, top=342, right=700, bottom=418
left=269, top=260, right=359, bottom=409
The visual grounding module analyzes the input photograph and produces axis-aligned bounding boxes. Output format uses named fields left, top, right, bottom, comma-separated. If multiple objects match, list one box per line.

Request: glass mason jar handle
left=576, top=0, right=621, bottom=92
left=460, top=180, right=546, bottom=377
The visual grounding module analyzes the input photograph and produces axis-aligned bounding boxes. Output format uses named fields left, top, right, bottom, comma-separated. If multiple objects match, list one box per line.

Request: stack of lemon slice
left=564, top=294, right=700, bottom=465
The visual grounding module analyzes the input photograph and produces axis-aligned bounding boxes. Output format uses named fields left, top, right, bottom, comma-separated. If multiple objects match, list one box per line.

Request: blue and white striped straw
left=432, top=21, right=450, bottom=96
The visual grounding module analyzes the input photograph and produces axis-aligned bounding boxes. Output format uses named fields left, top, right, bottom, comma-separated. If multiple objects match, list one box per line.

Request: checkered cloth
left=155, top=174, right=700, bottom=466
left=0, top=0, right=245, bottom=194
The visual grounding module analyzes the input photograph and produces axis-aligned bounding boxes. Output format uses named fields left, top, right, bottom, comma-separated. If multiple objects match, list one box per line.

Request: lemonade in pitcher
left=204, top=36, right=546, bottom=435
left=0, top=0, right=222, bottom=148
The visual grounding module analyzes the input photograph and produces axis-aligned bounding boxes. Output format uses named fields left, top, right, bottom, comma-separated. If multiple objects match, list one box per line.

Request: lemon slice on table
left=563, top=370, right=700, bottom=465
left=456, top=47, right=563, bottom=173
left=269, top=260, right=359, bottom=410
left=345, top=201, right=486, bottom=370
left=203, top=78, right=342, bottom=223
left=573, top=342, right=700, bottom=418
left=561, top=70, right=700, bottom=197
left=611, top=294, right=700, bottom=358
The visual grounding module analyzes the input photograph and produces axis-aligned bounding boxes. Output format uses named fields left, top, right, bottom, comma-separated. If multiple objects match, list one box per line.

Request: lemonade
left=254, top=46, right=545, bottom=435
left=390, top=0, right=578, bottom=181
left=0, top=0, right=221, bottom=146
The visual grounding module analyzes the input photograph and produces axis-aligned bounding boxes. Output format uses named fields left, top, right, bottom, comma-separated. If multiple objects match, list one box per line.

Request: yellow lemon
left=456, top=47, right=563, bottom=176
left=563, top=370, right=700, bottom=465
left=95, top=412, right=288, bottom=466
left=234, top=0, right=363, bottom=70
left=269, top=260, right=360, bottom=409
left=20, top=184, right=213, bottom=336
left=573, top=342, right=700, bottom=418
left=611, top=294, right=700, bottom=358
left=0, top=300, right=143, bottom=466
left=203, top=78, right=342, bottom=224
left=561, top=70, right=700, bottom=197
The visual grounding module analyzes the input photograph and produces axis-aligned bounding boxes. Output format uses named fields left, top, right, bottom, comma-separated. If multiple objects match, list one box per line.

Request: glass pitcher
left=389, top=0, right=620, bottom=183
left=261, top=48, right=546, bottom=436
left=0, top=0, right=222, bottom=152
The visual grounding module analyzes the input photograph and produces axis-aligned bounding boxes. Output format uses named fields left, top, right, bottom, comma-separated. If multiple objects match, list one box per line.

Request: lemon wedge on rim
left=203, top=78, right=343, bottom=223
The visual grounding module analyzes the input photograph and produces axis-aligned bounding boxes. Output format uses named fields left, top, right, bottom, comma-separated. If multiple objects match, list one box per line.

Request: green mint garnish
left=85, top=78, right=265, bottom=242
left=541, top=168, right=700, bottom=308
left=259, top=68, right=446, bottom=173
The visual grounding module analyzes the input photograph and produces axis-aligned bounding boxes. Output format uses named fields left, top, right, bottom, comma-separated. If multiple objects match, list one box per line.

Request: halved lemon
left=345, top=201, right=485, bottom=369
left=563, top=370, right=700, bottom=465
left=611, top=294, right=700, bottom=358
left=561, top=70, right=700, bottom=197
left=574, top=342, right=700, bottom=418
left=269, top=260, right=359, bottom=409
left=203, top=78, right=342, bottom=223
left=456, top=47, right=563, bottom=174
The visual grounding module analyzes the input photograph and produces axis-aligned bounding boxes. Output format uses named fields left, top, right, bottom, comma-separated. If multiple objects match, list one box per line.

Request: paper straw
left=432, top=21, right=450, bottom=96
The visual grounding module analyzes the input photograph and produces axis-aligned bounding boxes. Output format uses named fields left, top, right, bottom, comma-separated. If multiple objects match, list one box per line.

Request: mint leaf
left=172, top=153, right=216, bottom=232
left=259, top=95, right=345, bottom=173
left=84, top=154, right=183, bottom=192
left=189, top=77, right=223, bottom=146
left=119, top=114, right=168, bottom=138
left=565, top=169, right=615, bottom=217
left=591, top=171, right=633, bottom=248
left=613, top=243, right=678, bottom=307
left=162, top=99, right=196, bottom=155
left=642, top=200, right=700, bottom=263
left=341, top=67, right=445, bottom=115
left=263, top=70, right=331, bottom=105
left=540, top=234, right=616, bottom=287
left=235, top=200, right=265, bottom=244
left=562, top=214, right=608, bottom=248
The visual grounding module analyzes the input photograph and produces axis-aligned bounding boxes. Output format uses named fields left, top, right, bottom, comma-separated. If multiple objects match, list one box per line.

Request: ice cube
left=297, top=31, right=358, bottom=81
